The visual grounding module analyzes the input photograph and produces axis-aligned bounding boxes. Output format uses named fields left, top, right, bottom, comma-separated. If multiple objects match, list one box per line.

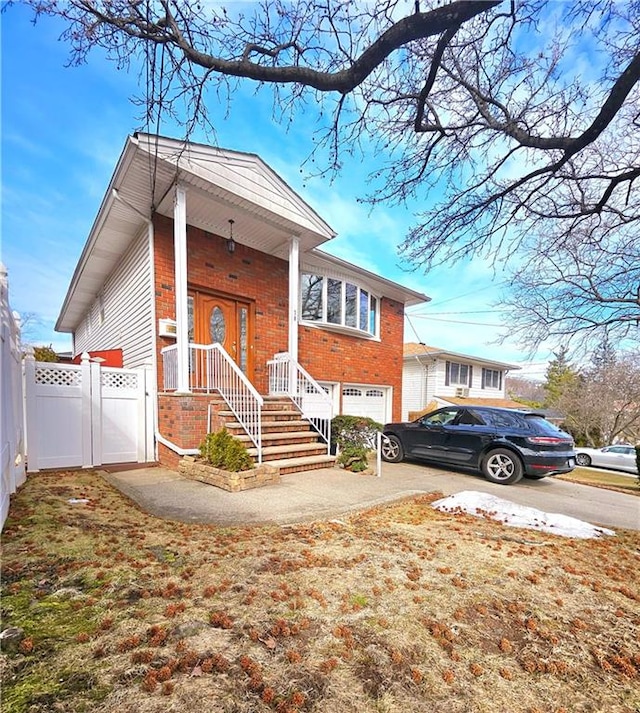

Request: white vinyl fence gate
left=24, top=353, right=152, bottom=472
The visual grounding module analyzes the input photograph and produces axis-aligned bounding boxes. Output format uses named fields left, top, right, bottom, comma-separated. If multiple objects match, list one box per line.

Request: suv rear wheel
left=481, top=448, right=523, bottom=485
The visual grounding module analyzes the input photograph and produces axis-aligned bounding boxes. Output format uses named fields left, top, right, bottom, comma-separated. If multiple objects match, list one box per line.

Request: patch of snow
left=432, top=491, right=615, bottom=539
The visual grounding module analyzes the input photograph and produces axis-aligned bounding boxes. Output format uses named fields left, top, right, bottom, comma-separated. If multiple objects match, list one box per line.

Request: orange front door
left=188, top=290, right=254, bottom=379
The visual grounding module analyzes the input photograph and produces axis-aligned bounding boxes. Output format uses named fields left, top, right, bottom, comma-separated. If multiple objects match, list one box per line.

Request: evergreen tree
left=543, top=346, right=579, bottom=407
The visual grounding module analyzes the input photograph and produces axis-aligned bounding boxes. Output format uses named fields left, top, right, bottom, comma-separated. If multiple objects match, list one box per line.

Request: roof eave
left=309, top=249, right=431, bottom=306
left=55, top=135, right=141, bottom=333
left=405, top=346, right=520, bottom=371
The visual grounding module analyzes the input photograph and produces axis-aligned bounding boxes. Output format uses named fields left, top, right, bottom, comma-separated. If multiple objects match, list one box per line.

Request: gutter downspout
left=415, top=355, right=429, bottom=411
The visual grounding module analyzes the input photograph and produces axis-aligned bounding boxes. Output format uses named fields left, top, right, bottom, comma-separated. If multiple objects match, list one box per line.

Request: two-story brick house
left=55, top=134, right=429, bottom=471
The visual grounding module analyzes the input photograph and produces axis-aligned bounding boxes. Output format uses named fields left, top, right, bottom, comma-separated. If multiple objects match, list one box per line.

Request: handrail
left=267, top=352, right=332, bottom=450
left=162, top=343, right=263, bottom=462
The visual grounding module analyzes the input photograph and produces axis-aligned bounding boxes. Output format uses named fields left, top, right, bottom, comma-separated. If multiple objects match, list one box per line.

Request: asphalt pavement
left=100, top=461, right=640, bottom=532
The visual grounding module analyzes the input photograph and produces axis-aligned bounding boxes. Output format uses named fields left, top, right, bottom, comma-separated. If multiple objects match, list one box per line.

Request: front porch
left=158, top=344, right=334, bottom=473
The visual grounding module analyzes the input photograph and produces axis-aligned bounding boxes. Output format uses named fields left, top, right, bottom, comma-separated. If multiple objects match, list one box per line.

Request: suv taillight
left=526, top=436, right=572, bottom=445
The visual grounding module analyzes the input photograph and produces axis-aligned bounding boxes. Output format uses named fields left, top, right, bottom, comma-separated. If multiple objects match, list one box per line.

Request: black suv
left=381, top=406, right=575, bottom=485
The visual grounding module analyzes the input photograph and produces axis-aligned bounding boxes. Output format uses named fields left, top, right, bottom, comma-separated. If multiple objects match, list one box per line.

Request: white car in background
left=574, top=445, right=638, bottom=474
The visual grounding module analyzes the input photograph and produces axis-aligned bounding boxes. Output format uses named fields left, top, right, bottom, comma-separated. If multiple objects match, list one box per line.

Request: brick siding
left=153, top=213, right=405, bottom=463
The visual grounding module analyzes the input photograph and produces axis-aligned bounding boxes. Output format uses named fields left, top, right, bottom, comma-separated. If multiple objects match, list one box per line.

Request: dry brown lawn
left=1, top=470, right=639, bottom=713
left=558, top=467, right=639, bottom=495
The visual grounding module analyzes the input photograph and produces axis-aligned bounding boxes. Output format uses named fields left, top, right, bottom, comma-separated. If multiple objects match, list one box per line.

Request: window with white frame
left=300, top=273, right=379, bottom=336
left=482, top=368, right=503, bottom=390
left=445, top=361, right=471, bottom=386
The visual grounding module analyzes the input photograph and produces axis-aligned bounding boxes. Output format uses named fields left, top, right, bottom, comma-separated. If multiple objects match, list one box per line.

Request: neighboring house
left=402, top=343, right=522, bottom=420
left=55, top=134, right=429, bottom=470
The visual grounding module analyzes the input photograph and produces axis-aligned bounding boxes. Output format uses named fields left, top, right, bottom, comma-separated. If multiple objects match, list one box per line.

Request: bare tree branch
left=22, top=0, right=640, bottom=347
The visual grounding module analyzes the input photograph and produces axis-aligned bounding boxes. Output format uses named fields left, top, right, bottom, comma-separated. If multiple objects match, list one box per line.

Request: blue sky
left=1, top=4, right=552, bottom=379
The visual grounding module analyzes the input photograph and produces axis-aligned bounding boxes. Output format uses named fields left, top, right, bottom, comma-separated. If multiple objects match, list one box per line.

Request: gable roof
left=57, top=134, right=337, bottom=332
left=404, top=342, right=520, bottom=371
left=138, top=134, right=336, bottom=242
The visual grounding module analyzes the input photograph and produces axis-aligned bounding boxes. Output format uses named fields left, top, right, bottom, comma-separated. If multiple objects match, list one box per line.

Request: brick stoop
left=221, top=395, right=335, bottom=475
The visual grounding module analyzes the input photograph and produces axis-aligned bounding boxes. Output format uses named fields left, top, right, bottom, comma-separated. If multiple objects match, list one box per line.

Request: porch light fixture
left=227, top=219, right=236, bottom=254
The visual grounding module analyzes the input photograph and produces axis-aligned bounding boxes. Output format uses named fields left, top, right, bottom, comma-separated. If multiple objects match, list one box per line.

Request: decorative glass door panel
left=188, top=290, right=254, bottom=380
left=209, top=307, right=226, bottom=344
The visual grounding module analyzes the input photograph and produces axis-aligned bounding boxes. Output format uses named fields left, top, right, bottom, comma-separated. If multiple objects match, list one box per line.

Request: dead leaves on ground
left=1, top=470, right=639, bottom=713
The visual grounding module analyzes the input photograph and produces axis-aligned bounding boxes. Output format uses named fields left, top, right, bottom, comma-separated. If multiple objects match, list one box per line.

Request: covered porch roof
left=57, top=133, right=337, bottom=332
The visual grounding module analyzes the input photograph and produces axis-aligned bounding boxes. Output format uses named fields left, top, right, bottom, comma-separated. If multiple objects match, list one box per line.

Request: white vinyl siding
left=402, top=360, right=428, bottom=420
left=148, top=136, right=335, bottom=240
left=73, top=230, right=154, bottom=368
left=403, top=355, right=509, bottom=412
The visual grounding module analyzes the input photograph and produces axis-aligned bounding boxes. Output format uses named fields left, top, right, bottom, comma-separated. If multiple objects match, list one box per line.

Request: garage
left=341, top=385, right=389, bottom=424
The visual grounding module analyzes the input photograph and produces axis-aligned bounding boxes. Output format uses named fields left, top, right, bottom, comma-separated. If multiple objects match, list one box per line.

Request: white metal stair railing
left=267, top=352, right=332, bottom=451
left=161, top=343, right=264, bottom=462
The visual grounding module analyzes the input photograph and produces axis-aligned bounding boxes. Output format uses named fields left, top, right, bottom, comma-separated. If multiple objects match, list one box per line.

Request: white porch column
left=287, top=237, right=300, bottom=396
left=174, top=185, right=190, bottom=393
left=288, top=237, right=300, bottom=367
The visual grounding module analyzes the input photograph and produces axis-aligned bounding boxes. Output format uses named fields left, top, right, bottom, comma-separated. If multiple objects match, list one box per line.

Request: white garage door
left=342, top=385, right=388, bottom=423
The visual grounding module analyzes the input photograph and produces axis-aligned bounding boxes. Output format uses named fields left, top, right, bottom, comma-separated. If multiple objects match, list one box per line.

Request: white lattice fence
left=24, top=354, right=151, bottom=471
left=0, top=264, right=26, bottom=530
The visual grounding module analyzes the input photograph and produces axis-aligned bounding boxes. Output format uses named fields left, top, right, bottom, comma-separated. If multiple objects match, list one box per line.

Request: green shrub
left=331, top=415, right=382, bottom=451
left=331, top=415, right=382, bottom=472
left=199, top=429, right=253, bottom=472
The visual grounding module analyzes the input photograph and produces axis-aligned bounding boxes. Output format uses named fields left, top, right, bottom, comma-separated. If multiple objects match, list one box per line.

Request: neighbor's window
left=300, top=273, right=379, bottom=336
left=482, top=368, right=502, bottom=390
left=446, top=361, right=471, bottom=386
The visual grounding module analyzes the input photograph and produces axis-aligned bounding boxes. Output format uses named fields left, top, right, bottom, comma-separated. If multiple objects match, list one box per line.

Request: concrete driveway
left=386, top=461, right=639, bottom=531
left=102, top=460, right=639, bottom=532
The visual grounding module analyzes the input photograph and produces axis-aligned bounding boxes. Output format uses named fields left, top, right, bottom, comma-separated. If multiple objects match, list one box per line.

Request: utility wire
left=415, top=280, right=510, bottom=308
left=408, top=315, right=505, bottom=327
left=408, top=309, right=509, bottom=316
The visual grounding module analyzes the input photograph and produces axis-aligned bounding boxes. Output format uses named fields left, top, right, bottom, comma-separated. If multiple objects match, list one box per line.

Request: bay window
left=300, top=273, right=379, bottom=336
left=301, top=274, right=323, bottom=321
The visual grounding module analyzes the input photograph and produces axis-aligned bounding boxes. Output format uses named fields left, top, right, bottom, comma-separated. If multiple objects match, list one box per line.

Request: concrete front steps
left=221, top=395, right=335, bottom=475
